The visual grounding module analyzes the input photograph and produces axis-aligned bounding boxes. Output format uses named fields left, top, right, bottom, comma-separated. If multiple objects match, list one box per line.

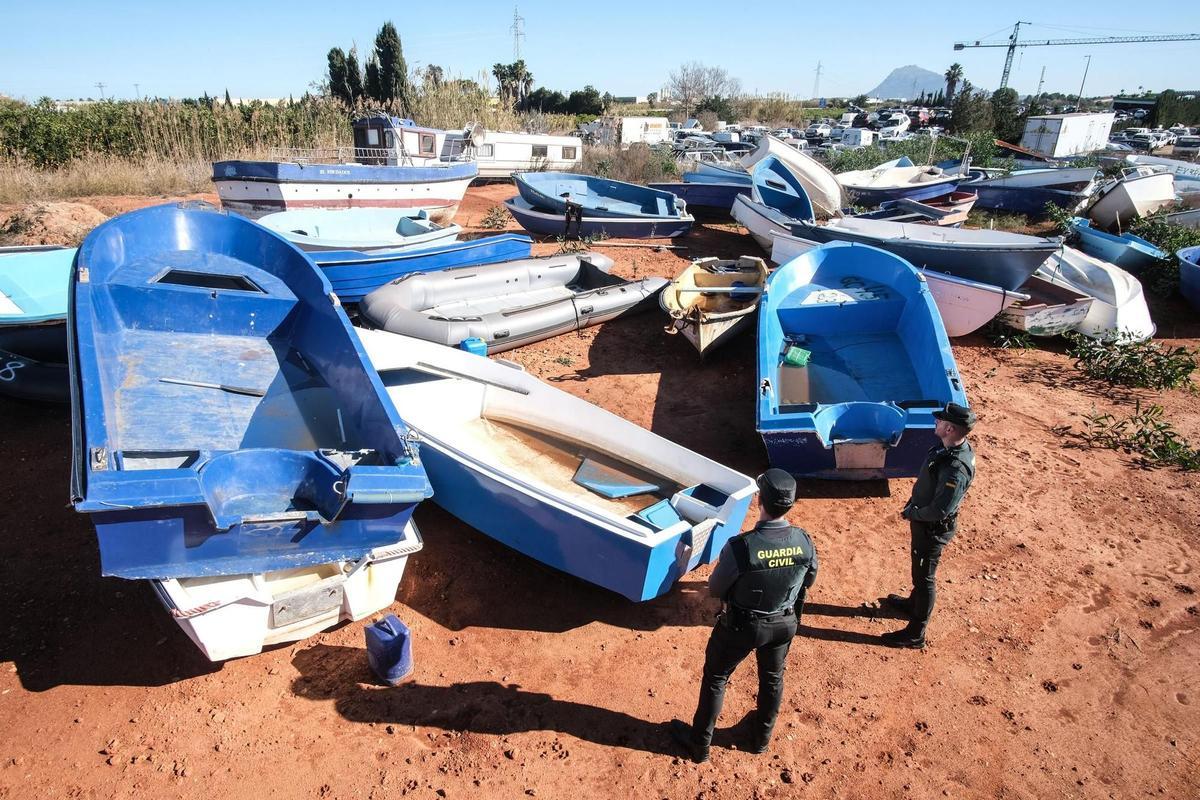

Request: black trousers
left=908, top=522, right=953, bottom=636
left=691, top=612, right=797, bottom=748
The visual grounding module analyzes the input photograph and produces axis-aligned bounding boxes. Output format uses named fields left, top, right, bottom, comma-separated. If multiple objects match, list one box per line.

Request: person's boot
left=880, top=625, right=926, bottom=649
left=669, top=719, right=709, bottom=763
left=883, top=593, right=914, bottom=617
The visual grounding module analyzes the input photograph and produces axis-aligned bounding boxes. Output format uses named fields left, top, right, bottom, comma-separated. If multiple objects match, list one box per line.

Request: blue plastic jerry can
left=364, top=614, right=413, bottom=686
left=458, top=337, right=487, bottom=356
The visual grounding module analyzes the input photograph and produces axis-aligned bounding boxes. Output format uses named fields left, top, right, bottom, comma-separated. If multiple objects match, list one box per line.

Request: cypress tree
left=327, top=47, right=351, bottom=104
left=365, top=55, right=383, bottom=102
left=346, top=46, right=365, bottom=103
left=374, top=22, right=412, bottom=113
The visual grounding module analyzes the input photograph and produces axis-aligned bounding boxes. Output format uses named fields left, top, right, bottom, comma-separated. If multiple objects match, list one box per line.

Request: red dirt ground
left=1, top=184, right=1198, bottom=799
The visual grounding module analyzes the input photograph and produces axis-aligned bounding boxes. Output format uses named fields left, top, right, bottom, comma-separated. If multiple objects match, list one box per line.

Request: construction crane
left=954, top=22, right=1200, bottom=89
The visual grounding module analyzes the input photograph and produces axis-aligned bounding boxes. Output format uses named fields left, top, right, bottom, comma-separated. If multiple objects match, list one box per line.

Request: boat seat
left=655, top=197, right=671, bottom=216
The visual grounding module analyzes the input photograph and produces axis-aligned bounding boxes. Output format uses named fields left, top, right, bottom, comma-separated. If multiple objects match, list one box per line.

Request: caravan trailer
left=443, top=127, right=583, bottom=179
left=588, top=116, right=672, bottom=148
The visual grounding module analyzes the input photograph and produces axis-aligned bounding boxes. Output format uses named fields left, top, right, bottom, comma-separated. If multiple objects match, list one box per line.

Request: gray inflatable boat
left=359, top=253, right=668, bottom=353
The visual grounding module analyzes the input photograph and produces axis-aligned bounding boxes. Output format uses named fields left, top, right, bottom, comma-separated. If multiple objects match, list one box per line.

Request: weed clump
left=983, top=320, right=1037, bottom=350
left=1081, top=402, right=1200, bottom=471
left=1067, top=332, right=1196, bottom=391
left=479, top=205, right=512, bottom=230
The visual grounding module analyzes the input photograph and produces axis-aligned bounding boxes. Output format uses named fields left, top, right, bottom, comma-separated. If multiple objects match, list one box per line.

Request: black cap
left=757, top=468, right=796, bottom=512
left=933, top=402, right=977, bottom=431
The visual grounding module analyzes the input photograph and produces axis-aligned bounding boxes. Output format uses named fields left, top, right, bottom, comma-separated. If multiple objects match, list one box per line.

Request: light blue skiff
left=0, top=246, right=76, bottom=325
left=256, top=208, right=462, bottom=254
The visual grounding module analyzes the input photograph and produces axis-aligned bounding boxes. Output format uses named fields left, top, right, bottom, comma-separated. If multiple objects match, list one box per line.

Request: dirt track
left=1, top=184, right=1198, bottom=799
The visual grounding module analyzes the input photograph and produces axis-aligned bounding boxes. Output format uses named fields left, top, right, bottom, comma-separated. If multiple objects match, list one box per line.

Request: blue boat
left=1180, top=246, right=1200, bottom=311
left=69, top=203, right=433, bottom=579
left=645, top=180, right=749, bottom=216
left=311, top=234, right=533, bottom=302
left=514, top=171, right=689, bottom=221
left=1069, top=217, right=1166, bottom=274
left=757, top=242, right=968, bottom=479
left=751, top=156, right=817, bottom=224
left=686, top=162, right=752, bottom=185
left=504, top=196, right=694, bottom=239
left=0, top=246, right=75, bottom=402
left=360, top=329, right=758, bottom=601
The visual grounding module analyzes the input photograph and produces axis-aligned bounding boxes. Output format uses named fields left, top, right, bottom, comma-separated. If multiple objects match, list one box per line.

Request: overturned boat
left=1036, top=246, right=1155, bottom=340
left=359, top=328, right=757, bottom=601
left=360, top=253, right=666, bottom=353
left=661, top=256, right=769, bottom=357
left=70, top=203, right=433, bottom=579
left=741, top=135, right=845, bottom=218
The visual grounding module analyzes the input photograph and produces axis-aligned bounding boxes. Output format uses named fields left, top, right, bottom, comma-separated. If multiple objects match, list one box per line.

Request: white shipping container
left=1020, top=113, right=1115, bottom=158
left=590, top=116, right=672, bottom=148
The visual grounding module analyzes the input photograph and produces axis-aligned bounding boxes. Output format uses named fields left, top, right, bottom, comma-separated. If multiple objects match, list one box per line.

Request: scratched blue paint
left=69, top=203, right=432, bottom=578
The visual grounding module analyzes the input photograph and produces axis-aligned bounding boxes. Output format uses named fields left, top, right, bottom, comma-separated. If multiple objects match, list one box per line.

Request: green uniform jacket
left=904, top=440, right=975, bottom=540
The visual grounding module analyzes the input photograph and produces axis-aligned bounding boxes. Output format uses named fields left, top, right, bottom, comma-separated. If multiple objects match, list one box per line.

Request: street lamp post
left=1075, top=55, right=1092, bottom=109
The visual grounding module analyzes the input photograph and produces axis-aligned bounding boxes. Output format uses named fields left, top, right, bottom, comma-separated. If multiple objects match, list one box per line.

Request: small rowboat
left=661, top=256, right=770, bottom=357
left=257, top=208, right=461, bottom=254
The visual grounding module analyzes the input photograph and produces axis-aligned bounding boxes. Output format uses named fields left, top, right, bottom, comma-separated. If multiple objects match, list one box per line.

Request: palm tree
left=944, top=63, right=964, bottom=106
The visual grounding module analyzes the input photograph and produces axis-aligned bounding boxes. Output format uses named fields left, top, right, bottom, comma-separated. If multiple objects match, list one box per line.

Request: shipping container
left=1020, top=113, right=1115, bottom=158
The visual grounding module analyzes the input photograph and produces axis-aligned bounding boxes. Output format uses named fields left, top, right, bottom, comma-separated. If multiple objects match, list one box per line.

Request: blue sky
left=4, top=1, right=1198, bottom=101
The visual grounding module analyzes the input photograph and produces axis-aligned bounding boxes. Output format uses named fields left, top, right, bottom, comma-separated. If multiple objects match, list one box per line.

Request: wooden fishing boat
left=997, top=276, right=1095, bottom=337
left=360, top=253, right=666, bottom=353
left=69, top=203, right=432, bottom=579
left=359, top=329, right=757, bottom=601
left=757, top=241, right=968, bottom=479
left=661, top=256, right=769, bottom=357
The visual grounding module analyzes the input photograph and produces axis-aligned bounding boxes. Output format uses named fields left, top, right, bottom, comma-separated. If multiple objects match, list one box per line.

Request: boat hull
left=505, top=197, right=694, bottom=239
left=761, top=425, right=940, bottom=480
left=794, top=219, right=1059, bottom=292
left=312, top=234, right=534, bottom=303
left=1070, top=218, right=1165, bottom=274
left=1180, top=247, right=1200, bottom=311
left=732, top=194, right=794, bottom=251
left=153, top=521, right=422, bottom=661
left=1037, top=248, right=1156, bottom=340
left=211, top=160, right=477, bottom=224
left=514, top=172, right=686, bottom=219
left=998, top=276, right=1094, bottom=337
left=970, top=184, right=1090, bottom=216
left=842, top=178, right=961, bottom=207
left=646, top=181, right=749, bottom=215
left=257, top=208, right=461, bottom=254
left=0, top=323, right=68, bottom=403
left=1088, top=171, right=1176, bottom=229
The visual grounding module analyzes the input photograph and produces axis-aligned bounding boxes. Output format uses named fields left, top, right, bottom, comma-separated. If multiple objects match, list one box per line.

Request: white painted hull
left=1036, top=246, right=1155, bottom=340
left=741, top=136, right=845, bottom=218
left=770, top=231, right=1028, bottom=337
left=1088, top=172, right=1176, bottom=229
left=214, top=176, right=474, bottom=224
left=152, top=523, right=422, bottom=661
left=732, top=194, right=791, bottom=251
left=998, top=276, right=1094, bottom=337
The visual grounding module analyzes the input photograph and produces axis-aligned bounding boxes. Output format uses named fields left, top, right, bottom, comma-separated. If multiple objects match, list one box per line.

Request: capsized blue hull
left=70, top=203, right=433, bottom=578
left=312, top=234, right=533, bottom=302
left=757, top=242, right=968, bottom=479
left=505, top=197, right=694, bottom=239
left=970, top=184, right=1089, bottom=217
left=1070, top=217, right=1165, bottom=274
left=646, top=181, right=749, bottom=215
left=514, top=171, right=686, bottom=219
left=1180, top=246, right=1200, bottom=312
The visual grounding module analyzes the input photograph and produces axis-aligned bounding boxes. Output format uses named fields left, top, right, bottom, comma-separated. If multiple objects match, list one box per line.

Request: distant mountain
left=866, top=66, right=947, bottom=101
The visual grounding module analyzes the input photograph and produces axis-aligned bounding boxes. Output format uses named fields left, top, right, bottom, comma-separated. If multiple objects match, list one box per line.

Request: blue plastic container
left=458, top=337, right=488, bottom=356
left=365, top=614, right=413, bottom=685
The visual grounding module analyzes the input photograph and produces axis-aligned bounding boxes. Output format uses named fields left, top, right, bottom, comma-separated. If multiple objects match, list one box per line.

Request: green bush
left=1128, top=215, right=1200, bottom=297
left=1081, top=402, right=1200, bottom=471
left=1067, top=332, right=1196, bottom=390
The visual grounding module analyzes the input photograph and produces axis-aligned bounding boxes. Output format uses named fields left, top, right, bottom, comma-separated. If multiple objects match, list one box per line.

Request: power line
left=94, top=82, right=106, bottom=100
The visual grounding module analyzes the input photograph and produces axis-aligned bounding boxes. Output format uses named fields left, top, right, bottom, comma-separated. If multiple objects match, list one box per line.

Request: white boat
left=770, top=232, right=1028, bottom=338
left=446, top=125, right=583, bottom=179
left=976, top=167, right=1099, bottom=191
left=732, top=193, right=790, bottom=251
left=1164, top=207, right=1200, bottom=229
left=1036, top=246, right=1155, bottom=340
left=740, top=135, right=845, bottom=218
left=1087, top=166, right=1176, bottom=229
left=997, top=276, right=1095, bottom=337
left=834, top=164, right=961, bottom=206
left=153, top=521, right=423, bottom=661
left=1121, top=154, right=1200, bottom=194
left=358, top=328, right=757, bottom=601
left=660, top=256, right=769, bottom=356
left=359, top=253, right=665, bottom=353
left=257, top=208, right=461, bottom=253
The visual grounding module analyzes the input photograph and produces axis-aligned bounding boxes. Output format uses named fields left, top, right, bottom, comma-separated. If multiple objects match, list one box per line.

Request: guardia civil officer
left=669, top=469, right=817, bottom=763
left=881, top=402, right=977, bottom=649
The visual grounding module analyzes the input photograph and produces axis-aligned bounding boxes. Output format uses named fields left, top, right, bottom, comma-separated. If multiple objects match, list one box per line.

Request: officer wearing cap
left=669, top=468, right=817, bottom=763
left=881, top=402, right=977, bottom=649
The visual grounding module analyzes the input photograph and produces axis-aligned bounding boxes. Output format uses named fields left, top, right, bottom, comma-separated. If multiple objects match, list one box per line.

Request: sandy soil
left=1, top=184, right=1198, bottom=799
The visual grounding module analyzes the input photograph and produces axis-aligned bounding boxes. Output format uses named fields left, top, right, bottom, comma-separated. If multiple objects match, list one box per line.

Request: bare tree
left=668, top=62, right=740, bottom=117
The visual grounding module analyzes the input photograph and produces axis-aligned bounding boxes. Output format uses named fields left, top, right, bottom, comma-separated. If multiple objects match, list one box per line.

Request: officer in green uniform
left=881, top=402, right=977, bottom=649
left=669, top=469, right=817, bottom=763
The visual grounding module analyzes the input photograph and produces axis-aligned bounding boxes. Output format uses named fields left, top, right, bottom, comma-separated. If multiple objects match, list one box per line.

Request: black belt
left=726, top=604, right=795, bottom=621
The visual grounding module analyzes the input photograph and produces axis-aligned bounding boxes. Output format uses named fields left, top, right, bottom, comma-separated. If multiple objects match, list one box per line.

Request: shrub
left=578, top=144, right=676, bottom=184
left=1127, top=215, right=1200, bottom=297
left=479, top=205, right=512, bottom=230
left=1067, top=332, right=1196, bottom=390
left=1080, top=402, right=1200, bottom=471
